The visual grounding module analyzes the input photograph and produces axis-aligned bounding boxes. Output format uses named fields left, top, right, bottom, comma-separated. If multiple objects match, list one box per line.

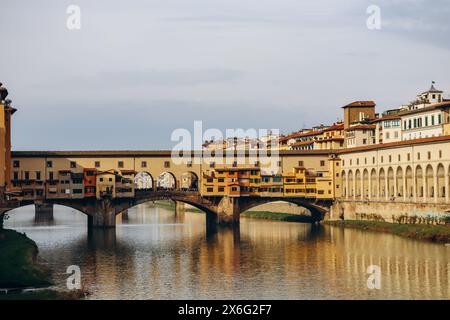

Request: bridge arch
left=1, top=201, right=92, bottom=218
left=127, top=194, right=217, bottom=218
left=134, top=171, right=154, bottom=190
left=180, top=171, right=199, bottom=191
left=237, top=198, right=328, bottom=222
left=157, top=172, right=177, bottom=190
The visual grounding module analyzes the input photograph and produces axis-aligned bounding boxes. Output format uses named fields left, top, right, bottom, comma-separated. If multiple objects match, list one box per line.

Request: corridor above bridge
left=5, top=150, right=339, bottom=228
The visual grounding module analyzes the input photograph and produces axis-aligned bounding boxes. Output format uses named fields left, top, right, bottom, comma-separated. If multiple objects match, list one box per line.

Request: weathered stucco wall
left=329, top=200, right=450, bottom=223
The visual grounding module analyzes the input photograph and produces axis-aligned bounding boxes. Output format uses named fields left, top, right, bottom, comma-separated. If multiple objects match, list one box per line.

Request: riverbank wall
left=329, top=200, right=450, bottom=224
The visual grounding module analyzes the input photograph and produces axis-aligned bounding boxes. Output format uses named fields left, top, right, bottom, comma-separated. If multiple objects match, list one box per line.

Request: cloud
left=377, top=0, right=450, bottom=49
left=87, top=69, right=244, bottom=87
left=2, top=0, right=450, bottom=149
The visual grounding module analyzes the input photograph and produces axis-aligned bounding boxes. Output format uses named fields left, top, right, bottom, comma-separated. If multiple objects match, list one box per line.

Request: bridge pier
left=120, top=209, right=129, bottom=221
left=216, top=196, right=240, bottom=226
left=87, top=198, right=116, bottom=229
left=34, top=202, right=54, bottom=221
left=205, top=211, right=218, bottom=233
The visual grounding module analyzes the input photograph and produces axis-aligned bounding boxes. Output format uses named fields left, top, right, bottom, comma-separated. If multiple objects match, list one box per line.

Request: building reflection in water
left=4, top=202, right=450, bottom=299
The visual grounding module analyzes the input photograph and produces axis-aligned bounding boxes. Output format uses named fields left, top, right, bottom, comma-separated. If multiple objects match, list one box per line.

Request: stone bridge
left=1, top=190, right=332, bottom=229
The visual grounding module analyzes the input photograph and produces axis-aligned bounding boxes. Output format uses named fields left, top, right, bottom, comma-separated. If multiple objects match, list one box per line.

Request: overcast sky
left=1, top=0, right=450, bottom=150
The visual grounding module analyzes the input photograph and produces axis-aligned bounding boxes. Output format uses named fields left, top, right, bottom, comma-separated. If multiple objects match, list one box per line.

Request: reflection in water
left=4, top=203, right=450, bottom=299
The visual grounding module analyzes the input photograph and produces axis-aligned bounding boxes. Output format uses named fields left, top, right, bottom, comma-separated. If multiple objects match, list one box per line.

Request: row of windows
left=383, top=131, right=399, bottom=140
left=204, top=187, right=326, bottom=194
left=404, top=114, right=442, bottom=130
left=383, top=119, right=401, bottom=128
left=13, top=159, right=328, bottom=170
left=14, top=160, right=174, bottom=169
left=285, top=188, right=322, bottom=193
left=343, top=150, right=444, bottom=166
left=346, top=137, right=376, bottom=146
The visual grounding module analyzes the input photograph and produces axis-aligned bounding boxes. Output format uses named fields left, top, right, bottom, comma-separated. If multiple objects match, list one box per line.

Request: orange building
left=83, top=168, right=97, bottom=197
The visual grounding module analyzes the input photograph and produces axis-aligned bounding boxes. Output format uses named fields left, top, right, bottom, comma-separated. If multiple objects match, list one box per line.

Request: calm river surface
left=5, top=203, right=450, bottom=299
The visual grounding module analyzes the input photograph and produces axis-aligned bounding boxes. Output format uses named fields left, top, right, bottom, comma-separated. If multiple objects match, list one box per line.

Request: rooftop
left=342, top=101, right=376, bottom=108
left=421, top=82, right=443, bottom=94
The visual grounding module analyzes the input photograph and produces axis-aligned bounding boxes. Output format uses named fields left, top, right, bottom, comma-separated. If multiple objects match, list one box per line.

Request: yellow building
left=282, top=166, right=335, bottom=199
left=259, top=174, right=283, bottom=197
left=314, top=123, right=345, bottom=150
left=96, top=170, right=119, bottom=198
left=0, top=84, right=16, bottom=198
left=201, top=167, right=261, bottom=197
left=282, top=167, right=308, bottom=197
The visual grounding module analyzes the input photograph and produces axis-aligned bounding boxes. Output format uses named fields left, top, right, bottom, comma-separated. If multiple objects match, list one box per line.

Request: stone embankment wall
left=330, top=200, right=450, bottom=224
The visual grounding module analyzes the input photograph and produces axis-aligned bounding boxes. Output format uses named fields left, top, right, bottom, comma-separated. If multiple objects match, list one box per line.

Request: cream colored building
left=400, top=104, right=445, bottom=140
left=338, top=136, right=450, bottom=204
left=345, top=124, right=376, bottom=148
left=373, top=115, right=402, bottom=144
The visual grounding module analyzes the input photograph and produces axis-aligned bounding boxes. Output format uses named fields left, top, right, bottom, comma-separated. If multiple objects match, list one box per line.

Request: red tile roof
left=342, top=101, right=376, bottom=108
left=345, top=124, right=376, bottom=131
left=321, top=123, right=344, bottom=132
left=371, top=115, right=401, bottom=122
left=290, top=140, right=315, bottom=147
left=279, top=130, right=321, bottom=142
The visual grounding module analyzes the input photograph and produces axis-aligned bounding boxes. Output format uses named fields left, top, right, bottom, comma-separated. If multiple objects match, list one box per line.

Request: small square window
left=95, top=161, right=101, bottom=168
left=70, top=161, right=76, bottom=168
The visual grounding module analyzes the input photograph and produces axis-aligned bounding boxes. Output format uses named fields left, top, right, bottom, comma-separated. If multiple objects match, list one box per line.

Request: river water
left=4, top=203, right=450, bottom=299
